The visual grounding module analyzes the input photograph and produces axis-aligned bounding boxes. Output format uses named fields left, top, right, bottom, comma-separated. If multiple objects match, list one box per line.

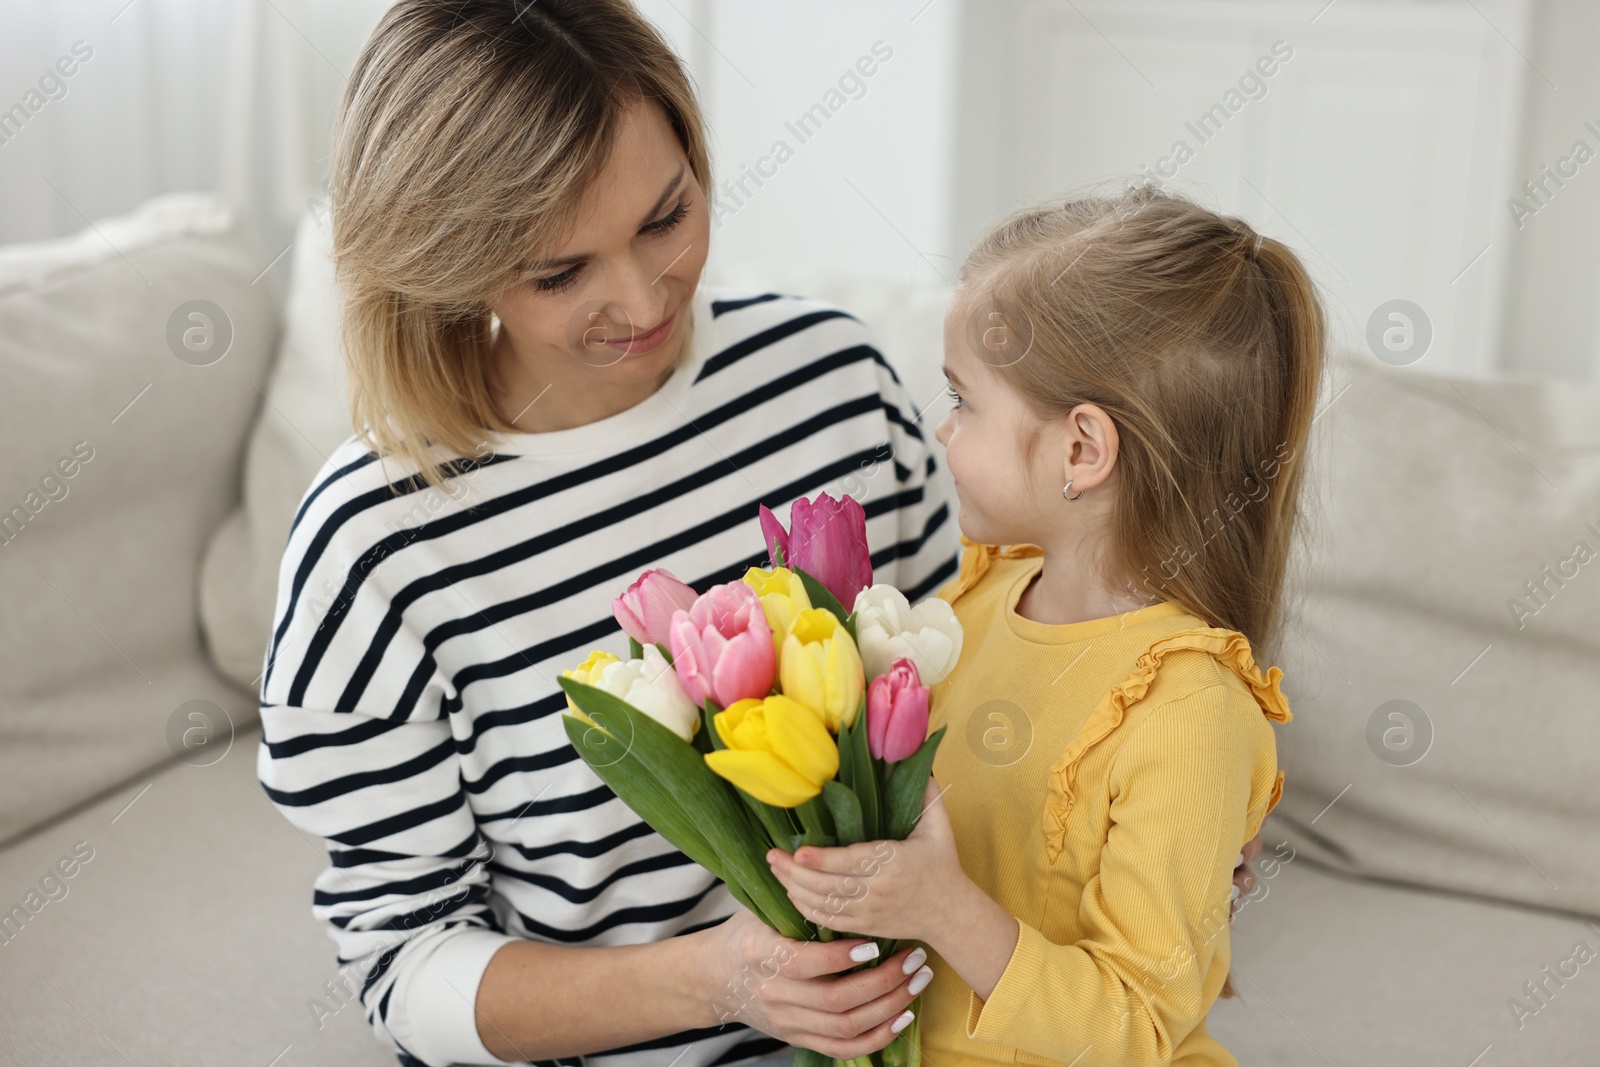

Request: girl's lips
left=602, top=311, right=676, bottom=354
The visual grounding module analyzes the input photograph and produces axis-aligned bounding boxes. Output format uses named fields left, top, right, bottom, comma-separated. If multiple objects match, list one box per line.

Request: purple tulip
left=613, top=568, right=699, bottom=648
left=668, top=580, right=776, bottom=708
left=758, top=492, right=873, bottom=609
left=866, top=657, right=930, bottom=762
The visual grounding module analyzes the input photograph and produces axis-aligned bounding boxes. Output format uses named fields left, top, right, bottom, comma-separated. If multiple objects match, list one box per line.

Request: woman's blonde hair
left=329, top=0, right=712, bottom=495
left=961, top=182, right=1327, bottom=661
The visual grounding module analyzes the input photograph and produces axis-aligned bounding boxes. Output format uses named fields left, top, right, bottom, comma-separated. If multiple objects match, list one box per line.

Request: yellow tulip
left=704, top=695, right=839, bottom=807
left=562, top=649, right=621, bottom=729
left=779, top=607, right=864, bottom=733
left=742, top=566, right=811, bottom=663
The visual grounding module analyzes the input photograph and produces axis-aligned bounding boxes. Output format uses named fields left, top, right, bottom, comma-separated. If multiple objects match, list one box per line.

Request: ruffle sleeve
left=1043, top=626, right=1292, bottom=863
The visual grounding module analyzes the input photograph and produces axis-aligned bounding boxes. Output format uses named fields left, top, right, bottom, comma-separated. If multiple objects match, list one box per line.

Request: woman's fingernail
left=849, top=942, right=880, bottom=962
left=902, top=947, right=928, bottom=975
left=1231, top=884, right=1242, bottom=901
left=891, top=1010, right=915, bottom=1034
left=1235, top=852, right=1245, bottom=868
left=907, top=965, right=934, bottom=996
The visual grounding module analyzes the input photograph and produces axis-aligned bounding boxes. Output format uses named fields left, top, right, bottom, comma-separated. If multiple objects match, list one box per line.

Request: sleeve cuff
left=394, top=926, right=522, bottom=1066
left=966, top=917, right=1048, bottom=1045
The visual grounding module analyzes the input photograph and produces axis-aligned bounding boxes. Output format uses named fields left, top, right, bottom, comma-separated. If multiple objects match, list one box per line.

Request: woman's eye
left=533, top=265, right=583, bottom=293
left=642, top=201, right=689, bottom=235
left=945, top=384, right=963, bottom=408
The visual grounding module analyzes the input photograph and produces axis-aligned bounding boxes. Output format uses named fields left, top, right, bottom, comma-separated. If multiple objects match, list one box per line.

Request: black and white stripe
left=258, top=285, right=960, bottom=1067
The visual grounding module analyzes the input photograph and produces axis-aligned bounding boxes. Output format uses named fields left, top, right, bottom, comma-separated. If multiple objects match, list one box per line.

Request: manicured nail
left=902, top=947, right=927, bottom=975
left=1235, top=852, right=1244, bottom=868
left=891, top=1010, right=915, bottom=1034
left=849, top=942, right=880, bottom=962
left=1231, top=884, right=1241, bottom=902
left=907, top=965, right=933, bottom=996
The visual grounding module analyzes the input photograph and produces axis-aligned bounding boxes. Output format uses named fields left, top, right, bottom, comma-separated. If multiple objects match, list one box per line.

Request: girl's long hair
left=329, top=0, right=712, bottom=495
left=961, top=182, right=1327, bottom=659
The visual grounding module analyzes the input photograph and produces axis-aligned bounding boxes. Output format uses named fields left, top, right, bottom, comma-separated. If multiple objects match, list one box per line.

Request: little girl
left=766, top=183, right=1323, bottom=1066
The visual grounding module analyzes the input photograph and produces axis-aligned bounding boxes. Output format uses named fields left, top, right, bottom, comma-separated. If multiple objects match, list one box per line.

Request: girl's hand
left=767, top=777, right=963, bottom=944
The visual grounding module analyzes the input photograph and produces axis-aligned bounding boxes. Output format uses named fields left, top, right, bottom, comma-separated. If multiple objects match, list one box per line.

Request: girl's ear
left=1062, top=402, right=1119, bottom=491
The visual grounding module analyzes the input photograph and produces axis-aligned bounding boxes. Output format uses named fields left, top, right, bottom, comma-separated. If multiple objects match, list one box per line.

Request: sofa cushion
left=1210, top=847, right=1600, bottom=1064
left=1269, top=350, right=1600, bottom=917
left=0, top=193, right=274, bottom=843
left=199, top=208, right=353, bottom=688
left=0, top=724, right=395, bottom=1066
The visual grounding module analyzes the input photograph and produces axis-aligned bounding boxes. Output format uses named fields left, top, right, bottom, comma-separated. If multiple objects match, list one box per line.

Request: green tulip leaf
left=822, top=780, right=865, bottom=846
left=884, top=725, right=948, bottom=840
left=848, top=695, right=881, bottom=841
left=627, top=636, right=644, bottom=660
left=793, top=565, right=852, bottom=631
left=559, top=676, right=811, bottom=940
left=560, top=713, right=727, bottom=884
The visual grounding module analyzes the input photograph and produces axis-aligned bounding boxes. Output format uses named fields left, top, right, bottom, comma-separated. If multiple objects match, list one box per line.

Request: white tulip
left=595, top=644, right=701, bottom=743
left=851, top=584, right=964, bottom=684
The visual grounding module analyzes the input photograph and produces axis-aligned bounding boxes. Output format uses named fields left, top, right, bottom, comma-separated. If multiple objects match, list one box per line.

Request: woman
left=257, top=2, right=955, bottom=1066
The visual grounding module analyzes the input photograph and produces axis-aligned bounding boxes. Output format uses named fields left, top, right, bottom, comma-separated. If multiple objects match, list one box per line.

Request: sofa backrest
left=0, top=193, right=278, bottom=845
left=1270, top=350, right=1600, bottom=918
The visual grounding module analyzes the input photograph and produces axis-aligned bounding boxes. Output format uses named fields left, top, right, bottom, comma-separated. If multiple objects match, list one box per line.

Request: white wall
left=3, top=0, right=1596, bottom=382
left=640, top=0, right=963, bottom=288
left=1499, top=0, right=1600, bottom=382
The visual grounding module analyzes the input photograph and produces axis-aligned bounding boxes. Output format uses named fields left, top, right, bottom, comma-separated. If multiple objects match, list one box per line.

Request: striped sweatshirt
left=257, top=283, right=962, bottom=1067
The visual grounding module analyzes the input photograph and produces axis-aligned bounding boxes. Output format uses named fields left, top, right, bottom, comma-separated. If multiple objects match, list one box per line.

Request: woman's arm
left=472, top=909, right=928, bottom=1062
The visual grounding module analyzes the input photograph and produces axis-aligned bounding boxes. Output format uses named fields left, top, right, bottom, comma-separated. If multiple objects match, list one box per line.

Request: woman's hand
left=767, top=777, right=965, bottom=945
left=700, top=908, right=926, bottom=1059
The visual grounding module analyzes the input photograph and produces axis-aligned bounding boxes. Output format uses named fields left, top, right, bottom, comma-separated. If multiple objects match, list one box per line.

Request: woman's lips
left=601, top=310, right=676, bottom=354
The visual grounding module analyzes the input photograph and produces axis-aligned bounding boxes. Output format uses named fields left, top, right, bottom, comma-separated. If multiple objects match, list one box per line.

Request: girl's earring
left=1062, top=480, right=1083, bottom=501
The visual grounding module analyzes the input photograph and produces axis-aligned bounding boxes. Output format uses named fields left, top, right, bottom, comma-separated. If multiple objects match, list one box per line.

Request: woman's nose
left=603, top=257, right=673, bottom=332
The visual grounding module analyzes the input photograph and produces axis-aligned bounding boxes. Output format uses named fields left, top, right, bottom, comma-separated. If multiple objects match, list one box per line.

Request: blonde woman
left=257, top=2, right=956, bottom=1066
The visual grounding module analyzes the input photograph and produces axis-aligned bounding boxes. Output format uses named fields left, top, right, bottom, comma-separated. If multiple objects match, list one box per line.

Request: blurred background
left=5, top=0, right=1600, bottom=388
left=3, top=2, right=1598, bottom=1065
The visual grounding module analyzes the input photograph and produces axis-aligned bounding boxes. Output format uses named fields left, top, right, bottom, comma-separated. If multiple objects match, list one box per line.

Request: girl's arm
left=770, top=683, right=1263, bottom=1064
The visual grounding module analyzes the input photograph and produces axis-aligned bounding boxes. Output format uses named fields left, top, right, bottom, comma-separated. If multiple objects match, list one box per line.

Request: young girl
left=766, top=184, right=1323, bottom=1065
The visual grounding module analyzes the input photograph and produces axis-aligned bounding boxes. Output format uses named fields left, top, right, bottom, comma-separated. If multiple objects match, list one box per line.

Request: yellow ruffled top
left=919, top=535, right=1293, bottom=1067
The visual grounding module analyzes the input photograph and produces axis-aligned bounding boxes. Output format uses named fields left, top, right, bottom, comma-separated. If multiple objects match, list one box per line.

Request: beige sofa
left=1, top=194, right=1595, bottom=1065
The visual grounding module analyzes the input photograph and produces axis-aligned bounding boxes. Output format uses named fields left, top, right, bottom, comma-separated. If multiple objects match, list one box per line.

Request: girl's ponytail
left=1237, top=231, right=1327, bottom=655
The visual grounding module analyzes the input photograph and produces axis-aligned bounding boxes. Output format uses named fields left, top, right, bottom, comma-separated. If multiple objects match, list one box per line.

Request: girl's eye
left=642, top=200, right=689, bottom=235
left=945, top=384, right=964, bottom=408
left=533, top=264, right=583, bottom=293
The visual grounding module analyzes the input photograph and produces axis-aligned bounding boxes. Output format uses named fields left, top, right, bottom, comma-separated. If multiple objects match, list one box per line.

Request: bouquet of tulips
left=558, top=492, right=963, bottom=1067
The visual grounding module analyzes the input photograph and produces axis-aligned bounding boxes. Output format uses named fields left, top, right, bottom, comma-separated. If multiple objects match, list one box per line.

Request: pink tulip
left=613, top=569, right=699, bottom=647
left=758, top=493, right=873, bottom=609
left=668, top=580, right=776, bottom=708
left=866, top=658, right=930, bottom=762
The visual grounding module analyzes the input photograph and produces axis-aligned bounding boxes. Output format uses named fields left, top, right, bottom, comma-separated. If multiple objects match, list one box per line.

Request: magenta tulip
left=758, top=492, right=872, bottom=609
left=613, top=568, right=699, bottom=647
left=668, top=580, right=777, bottom=708
left=866, top=657, right=930, bottom=762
